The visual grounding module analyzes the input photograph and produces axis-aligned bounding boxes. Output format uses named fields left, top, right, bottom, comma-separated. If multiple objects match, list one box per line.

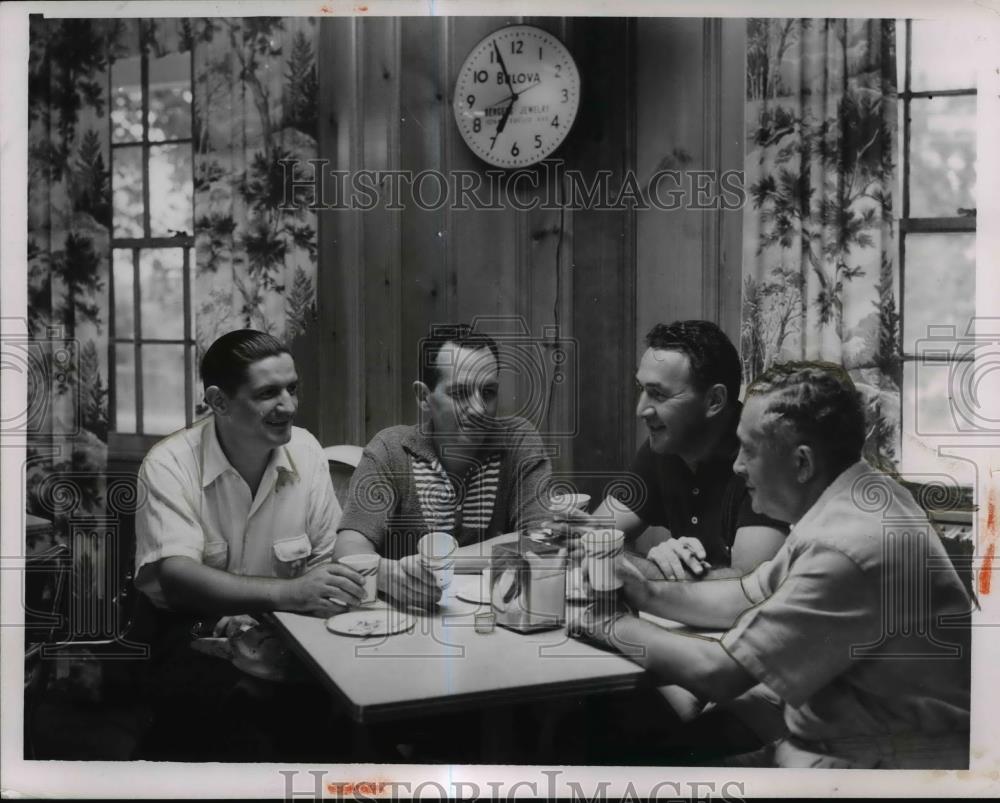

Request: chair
left=324, top=444, right=364, bottom=508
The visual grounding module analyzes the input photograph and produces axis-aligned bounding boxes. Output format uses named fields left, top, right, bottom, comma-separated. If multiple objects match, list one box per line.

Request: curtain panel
left=741, top=19, right=900, bottom=469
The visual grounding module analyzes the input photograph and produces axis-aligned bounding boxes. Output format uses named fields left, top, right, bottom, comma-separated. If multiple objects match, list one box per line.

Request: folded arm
left=154, top=556, right=363, bottom=618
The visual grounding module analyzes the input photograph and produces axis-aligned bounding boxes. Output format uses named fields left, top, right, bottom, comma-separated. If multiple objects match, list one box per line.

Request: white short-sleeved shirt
left=134, top=417, right=341, bottom=609
left=721, top=460, right=970, bottom=768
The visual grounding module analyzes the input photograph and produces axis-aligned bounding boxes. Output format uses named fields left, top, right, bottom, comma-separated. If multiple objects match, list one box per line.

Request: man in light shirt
left=134, top=329, right=363, bottom=759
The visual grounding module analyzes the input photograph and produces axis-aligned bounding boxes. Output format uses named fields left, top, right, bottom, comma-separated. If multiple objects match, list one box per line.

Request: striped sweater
left=337, top=417, right=553, bottom=559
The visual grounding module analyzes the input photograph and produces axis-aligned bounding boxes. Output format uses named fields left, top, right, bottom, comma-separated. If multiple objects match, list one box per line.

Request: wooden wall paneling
left=718, top=19, right=747, bottom=348
left=634, top=18, right=706, bottom=343
left=701, top=18, right=722, bottom=327
left=510, top=17, right=574, bottom=470
left=359, top=17, right=402, bottom=440
left=397, top=16, right=449, bottom=419
left=446, top=18, right=521, bottom=335
left=317, top=17, right=364, bottom=447
left=567, top=18, right=636, bottom=498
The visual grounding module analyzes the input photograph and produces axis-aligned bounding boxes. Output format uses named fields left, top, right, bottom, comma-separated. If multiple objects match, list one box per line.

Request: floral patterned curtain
left=741, top=19, right=901, bottom=468
left=27, top=15, right=319, bottom=527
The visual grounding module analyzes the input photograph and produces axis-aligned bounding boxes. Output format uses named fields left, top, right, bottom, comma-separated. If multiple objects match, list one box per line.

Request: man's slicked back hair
left=200, top=329, right=290, bottom=395
left=419, top=324, right=500, bottom=390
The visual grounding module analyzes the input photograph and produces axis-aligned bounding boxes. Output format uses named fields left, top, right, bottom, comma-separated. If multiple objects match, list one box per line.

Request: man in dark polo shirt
left=573, top=320, right=787, bottom=580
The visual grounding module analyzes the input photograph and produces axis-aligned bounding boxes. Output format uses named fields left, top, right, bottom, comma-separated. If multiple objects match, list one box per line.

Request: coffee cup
left=580, top=528, right=625, bottom=592
left=338, top=553, right=379, bottom=605
left=417, top=531, right=458, bottom=590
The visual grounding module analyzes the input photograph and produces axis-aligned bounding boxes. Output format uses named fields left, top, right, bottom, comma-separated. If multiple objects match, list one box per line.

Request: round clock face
left=453, top=25, right=580, bottom=168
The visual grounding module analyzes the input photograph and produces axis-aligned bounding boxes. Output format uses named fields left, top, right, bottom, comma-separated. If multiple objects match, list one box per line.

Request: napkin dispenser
left=490, top=533, right=566, bottom=632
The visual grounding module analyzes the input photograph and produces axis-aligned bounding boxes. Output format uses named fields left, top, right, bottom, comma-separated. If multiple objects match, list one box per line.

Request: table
left=270, top=574, right=647, bottom=725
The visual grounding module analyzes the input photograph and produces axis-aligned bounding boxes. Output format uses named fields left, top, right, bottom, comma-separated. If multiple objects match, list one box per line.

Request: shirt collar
left=201, top=417, right=298, bottom=488
left=400, top=424, right=500, bottom=471
left=790, top=459, right=871, bottom=533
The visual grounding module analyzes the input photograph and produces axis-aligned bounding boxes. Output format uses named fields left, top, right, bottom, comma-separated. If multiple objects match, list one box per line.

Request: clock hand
left=493, top=40, right=516, bottom=98
left=484, top=82, right=542, bottom=111
left=490, top=98, right=515, bottom=151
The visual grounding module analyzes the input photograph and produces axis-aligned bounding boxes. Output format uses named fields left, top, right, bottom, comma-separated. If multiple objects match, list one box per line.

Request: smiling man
left=576, top=362, right=971, bottom=768
left=570, top=320, right=787, bottom=580
left=135, top=329, right=363, bottom=619
left=133, top=329, right=365, bottom=759
left=333, top=323, right=553, bottom=609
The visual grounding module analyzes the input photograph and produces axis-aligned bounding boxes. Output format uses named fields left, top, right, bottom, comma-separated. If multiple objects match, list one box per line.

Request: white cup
left=338, top=553, right=379, bottom=605
left=581, top=528, right=625, bottom=592
left=548, top=492, right=592, bottom=514
left=418, top=531, right=458, bottom=590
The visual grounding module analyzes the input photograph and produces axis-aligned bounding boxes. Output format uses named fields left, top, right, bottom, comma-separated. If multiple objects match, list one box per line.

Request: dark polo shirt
left=613, top=406, right=788, bottom=567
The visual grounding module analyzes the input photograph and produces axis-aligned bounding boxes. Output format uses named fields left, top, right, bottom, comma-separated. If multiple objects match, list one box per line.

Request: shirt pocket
left=203, top=540, right=229, bottom=570
left=273, top=533, right=312, bottom=579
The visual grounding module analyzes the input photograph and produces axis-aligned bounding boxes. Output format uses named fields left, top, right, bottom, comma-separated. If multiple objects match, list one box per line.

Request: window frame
left=897, top=18, right=977, bottom=490
left=107, top=34, right=196, bottom=456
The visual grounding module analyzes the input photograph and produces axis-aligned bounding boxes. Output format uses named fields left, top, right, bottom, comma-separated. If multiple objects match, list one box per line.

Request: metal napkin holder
left=490, top=531, right=566, bottom=632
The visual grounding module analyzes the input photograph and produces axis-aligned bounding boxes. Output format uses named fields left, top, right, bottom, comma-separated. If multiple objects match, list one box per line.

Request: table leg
left=350, top=718, right=375, bottom=762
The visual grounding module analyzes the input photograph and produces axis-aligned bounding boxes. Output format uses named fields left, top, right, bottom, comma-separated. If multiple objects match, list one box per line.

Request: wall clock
left=453, top=25, right=581, bottom=168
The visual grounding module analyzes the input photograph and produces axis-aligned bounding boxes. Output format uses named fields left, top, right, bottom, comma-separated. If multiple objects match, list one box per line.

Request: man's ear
left=204, top=385, right=229, bottom=416
left=704, top=383, right=728, bottom=418
left=413, top=380, right=431, bottom=411
left=794, top=444, right=817, bottom=484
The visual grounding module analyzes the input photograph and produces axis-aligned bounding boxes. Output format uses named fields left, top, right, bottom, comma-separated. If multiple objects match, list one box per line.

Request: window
left=109, top=35, right=197, bottom=441
left=897, top=20, right=978, bottom=487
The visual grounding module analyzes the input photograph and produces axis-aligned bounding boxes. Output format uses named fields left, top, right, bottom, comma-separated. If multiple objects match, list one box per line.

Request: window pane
left=149, top=51, right=192, bottom=142
left=115, top=344, right=136, bottom=433
left=187, top=248, right=195, bottom=343
left=138, top=249, right=184, bottom=339
left=902, top=233, right=975, bottom=352
left=908, top=95, right=977, bottom=218
left=910, top=21, right=978, bottom=92
left=110, top=55, right=142, bottom=144
left=112, top=250, right=135, bottom=339
left=142, top=344, right=185, bottom=435
left=900, top=362, right=976, bottom=487
left=149, top=143, right=193, bottom=237
left=112, top=145, right=144, bottom=238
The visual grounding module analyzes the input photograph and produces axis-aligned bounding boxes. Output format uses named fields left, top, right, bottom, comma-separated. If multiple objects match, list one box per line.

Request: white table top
left=271, top=574, right=648, bottom=723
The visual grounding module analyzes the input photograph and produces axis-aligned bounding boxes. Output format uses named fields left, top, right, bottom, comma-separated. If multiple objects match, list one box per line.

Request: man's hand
left=647, top=537, right=710, bottom=580
left=280, top=563, right=366, bottom=617
left=568, top=600, right=636, bottom=649
left=378, top=554, right=441, bottom=610
left=213, top=613, right=260, bottom=638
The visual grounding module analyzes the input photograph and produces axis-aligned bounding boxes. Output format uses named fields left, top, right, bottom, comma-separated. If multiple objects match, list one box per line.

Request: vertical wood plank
left=360, top=17, right=402, bottom=439
left=634, top=18, right=706, bottom=343
left=568, top=18, right=636, bottom=498
left=719, top=19, right=747, bottom=348
left=398, top=16, right=449, bottom=409
left=316, top=17, right=364, bottom=447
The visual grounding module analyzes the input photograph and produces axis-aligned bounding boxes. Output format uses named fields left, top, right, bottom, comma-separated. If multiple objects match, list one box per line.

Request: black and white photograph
left=1, top=0, right=998, bottom=797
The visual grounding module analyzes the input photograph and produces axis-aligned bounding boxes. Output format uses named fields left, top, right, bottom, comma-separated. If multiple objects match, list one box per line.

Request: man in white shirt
left=133, top=329, right=363, bottom=760
left=135, top=329, right=364, bottom=622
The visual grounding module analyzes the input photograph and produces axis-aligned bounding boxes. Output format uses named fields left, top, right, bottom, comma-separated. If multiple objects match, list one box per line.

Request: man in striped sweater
left=333, top=324, right=553, bottom=609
